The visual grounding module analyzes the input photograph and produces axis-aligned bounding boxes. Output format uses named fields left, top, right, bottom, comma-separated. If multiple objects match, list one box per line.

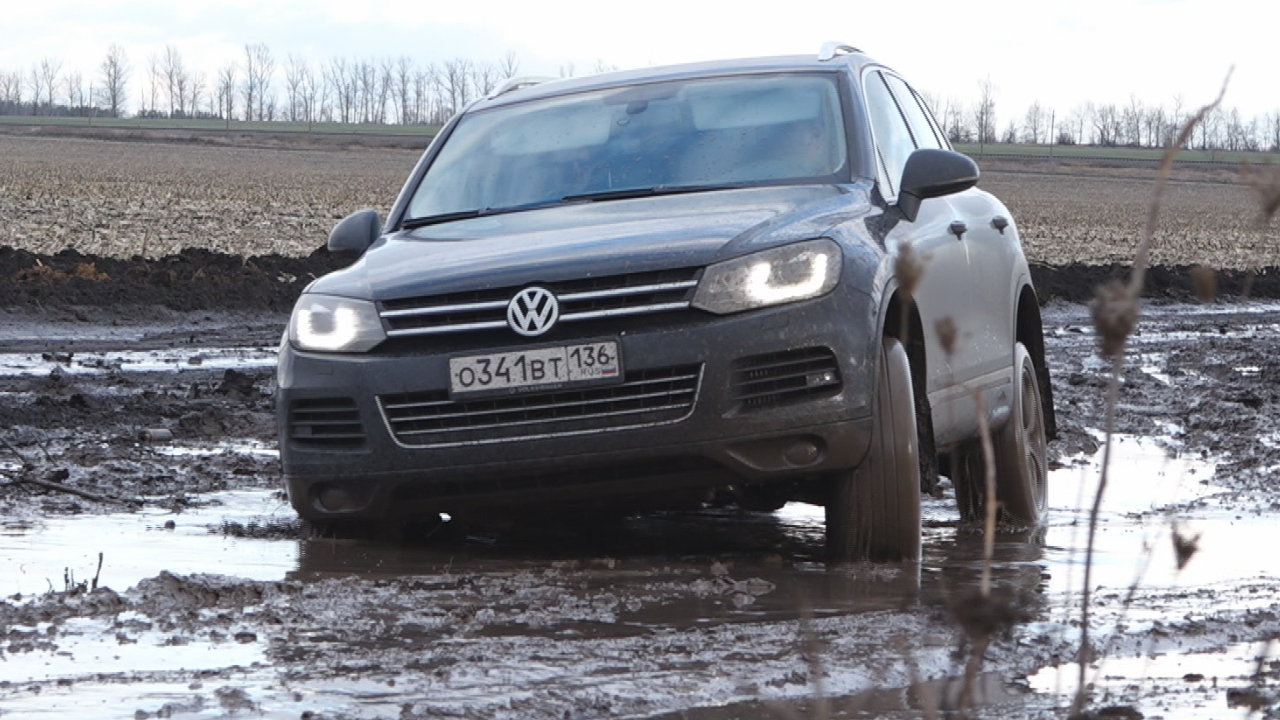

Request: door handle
left=949, top=220, right=967, bottom=239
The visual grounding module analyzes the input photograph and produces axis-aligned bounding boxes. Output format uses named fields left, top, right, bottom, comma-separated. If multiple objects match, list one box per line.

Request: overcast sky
left=3, top=0, right=1275, bottom=122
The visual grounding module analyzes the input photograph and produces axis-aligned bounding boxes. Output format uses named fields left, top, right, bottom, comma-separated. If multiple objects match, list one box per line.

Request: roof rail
left=487, top=76, right=557, bottom=99
left=818, top=42, right=862, bottom=61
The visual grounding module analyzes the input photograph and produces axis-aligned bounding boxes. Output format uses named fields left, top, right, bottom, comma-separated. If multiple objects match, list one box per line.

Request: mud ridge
left=6, top=245, right=1280, bottom=312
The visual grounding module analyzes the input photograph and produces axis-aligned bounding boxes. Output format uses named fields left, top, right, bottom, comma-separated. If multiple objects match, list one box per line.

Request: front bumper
left=276, top=287, right=880, bottom=520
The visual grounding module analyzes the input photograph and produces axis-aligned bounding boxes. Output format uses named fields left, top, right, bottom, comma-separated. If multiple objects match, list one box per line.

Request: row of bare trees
left=2, top=44, right=1278, bottom=153
left=0, top=43, right=527, bottom=127
left=925, top=82, right=1280, bottom=153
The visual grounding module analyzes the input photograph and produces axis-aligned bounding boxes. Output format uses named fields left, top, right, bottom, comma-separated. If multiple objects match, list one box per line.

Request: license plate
left=449, top=341, right=621, bottom=396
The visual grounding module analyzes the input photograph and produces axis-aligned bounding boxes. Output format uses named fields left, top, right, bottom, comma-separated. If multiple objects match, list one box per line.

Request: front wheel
left=953, top=342, right=1048, bottom=526
left=826, top=337, right=922, bottom=563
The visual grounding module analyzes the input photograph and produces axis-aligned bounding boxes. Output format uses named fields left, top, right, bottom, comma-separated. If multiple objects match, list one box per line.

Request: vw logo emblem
left=507, top=286, right=560, bottom=336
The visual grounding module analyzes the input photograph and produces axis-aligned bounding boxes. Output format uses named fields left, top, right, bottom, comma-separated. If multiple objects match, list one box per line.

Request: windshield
left=405, top=74, right=849, bottom=222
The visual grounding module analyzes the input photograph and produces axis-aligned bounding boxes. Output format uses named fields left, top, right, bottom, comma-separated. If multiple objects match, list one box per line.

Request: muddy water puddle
left=0, top=347, right=276, bottom=377
left=3, top=428, right=1275, bottom=718
left=1, top=488, right=298, bottom=597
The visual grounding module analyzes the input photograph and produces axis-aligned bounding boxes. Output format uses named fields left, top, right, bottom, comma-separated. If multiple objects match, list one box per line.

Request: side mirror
left=896, top=149, right=980, bottom=222
left=327, top=209, right=382, bottom=254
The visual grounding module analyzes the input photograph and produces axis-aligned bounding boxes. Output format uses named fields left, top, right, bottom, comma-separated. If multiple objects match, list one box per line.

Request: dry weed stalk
left=1070, top=72, right=1231, bottom=717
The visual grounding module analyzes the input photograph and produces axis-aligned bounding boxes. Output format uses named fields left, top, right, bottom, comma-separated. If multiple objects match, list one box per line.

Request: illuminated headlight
left=692, top=239, right=841, bottom=315
left=289, top=295, right=386, bottom=353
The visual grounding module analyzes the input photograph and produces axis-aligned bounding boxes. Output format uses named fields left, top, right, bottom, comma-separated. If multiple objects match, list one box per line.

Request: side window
left=883, top=74, right=944, bottom=151
left=862, top=71, right=915, bottom=197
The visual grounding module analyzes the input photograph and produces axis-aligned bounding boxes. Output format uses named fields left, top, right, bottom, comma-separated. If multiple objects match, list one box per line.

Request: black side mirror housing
left=327, top=209, right=382, bottom=254
left=896, top=149, right=980, bottom=222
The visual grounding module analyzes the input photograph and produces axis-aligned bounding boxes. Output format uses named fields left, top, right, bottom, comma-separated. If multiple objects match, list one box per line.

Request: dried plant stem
left=974, top=391, right=997, bottom=598
left=1070, top=72, right=1231, bottom=717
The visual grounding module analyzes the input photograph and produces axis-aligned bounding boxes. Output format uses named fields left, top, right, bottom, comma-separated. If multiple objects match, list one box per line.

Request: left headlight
left=288, top=294, right=386, bottom=353
left=692, top=239, right=841, bottom=315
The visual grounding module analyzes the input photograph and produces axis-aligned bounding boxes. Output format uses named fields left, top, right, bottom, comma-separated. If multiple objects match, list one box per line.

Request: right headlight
left=692, top=239, right=841, bottom=315
left=288, top=294, right=386, bottom=353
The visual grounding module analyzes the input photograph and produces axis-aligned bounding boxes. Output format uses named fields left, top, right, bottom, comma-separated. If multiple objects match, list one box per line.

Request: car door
left=880, top=73, right=1014, bottom=383
left=861, top=70, right=979, bottom=394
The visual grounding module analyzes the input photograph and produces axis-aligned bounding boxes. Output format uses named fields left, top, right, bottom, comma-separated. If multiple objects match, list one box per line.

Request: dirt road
left=2, top=296, right=1278, bottom=719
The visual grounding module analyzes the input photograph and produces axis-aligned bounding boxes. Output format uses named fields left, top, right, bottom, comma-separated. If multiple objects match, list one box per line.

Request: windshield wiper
left=401, top=184, right=750, bottom=230
left=400, top=198, right=569, bottom=230
left=561, top=183, right=750, bottom=203
left=400, top=209, right=488, bottom=230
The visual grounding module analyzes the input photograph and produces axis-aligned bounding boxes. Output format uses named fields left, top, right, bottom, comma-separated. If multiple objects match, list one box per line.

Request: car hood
left=310, top=185, right=869, bottom=301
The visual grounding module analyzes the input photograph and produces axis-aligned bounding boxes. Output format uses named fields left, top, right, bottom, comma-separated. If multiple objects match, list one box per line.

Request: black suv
left=276, top=42, right=1055, bottom=562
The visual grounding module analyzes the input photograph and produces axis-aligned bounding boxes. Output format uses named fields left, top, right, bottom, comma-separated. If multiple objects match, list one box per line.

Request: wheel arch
left=880, top=287, right=939, bottom=494
left=1015, top=284, right=1057, bottom=440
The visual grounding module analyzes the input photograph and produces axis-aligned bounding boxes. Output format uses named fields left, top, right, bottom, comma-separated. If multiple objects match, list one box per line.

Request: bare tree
left=1143, top=105, right=1165, bottom=148
left=1124, top=94, right=1143, bottom=146
left=591, top=59, right=619, bottom=75
left=440, top=58, right=471, bottom=117
left=325, top=57, right=355, bottom=123
left=302, top=63, right=322, bottom=128
left=242, top=43, right=274, bottom=121
left=217, top=63, right=237, bottom=127
left=1068, top=103, right=1089, bottom=145
left=1001, top=119, right=1018, bottom=144
left=393, top=56, right=413, bottom=124
left=471, top=61, right=499, bottom=97
left=1023, top=100, right=1046, bottom=144
left=945, top=98, right=970, bottom=143
left=377, top=58, right=394, bottom=123
left=413, top=65, right=436, bottom=124
left=1197, top=106, right=1223, bottom=150
left=1091, top=103, right=1120, bottom=146
left=98, top=44, right=129, bottom=117
left=558, top=61, right=576, bottom=78
left=1268, top=110, right=1280, bottom=152
left=1165, top=95, right=1186, bottom=148
left=498, top=50, right=520, bottom=79
left=1, top=70, right=24, bottom=114
left=973, top=77, right=997, bottom=147
left=64, top=71, right=86, bottom=115
left=189, top=71, right=205, bottom=118
left=285, top=53, right=309, bottom=122
left=143, top=52, right=162, bottom=117
left=356, top=59, right=377, bottom=122
left=161, top=45, right=189, bottom=117
left=42, top=58, right=62, bottom=113
left=1224, top=107, right=1246, bottom=152
left=26, top=63, right=45, bottom=115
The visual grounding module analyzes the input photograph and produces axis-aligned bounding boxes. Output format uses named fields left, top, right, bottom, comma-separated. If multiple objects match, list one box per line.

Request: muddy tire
left=953, top=342, right=1048, bottom=525
left=826, top=338, right=922, bottom=563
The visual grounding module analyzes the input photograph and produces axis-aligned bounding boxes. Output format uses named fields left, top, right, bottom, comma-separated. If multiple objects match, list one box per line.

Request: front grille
left=731, top=347, right=841, bottom=411
left=379, top=267, right=702, bottom=338
left=289, top=398, right=365, bottom=448
left=378, top=364, right=702, bottom=447
left=392, top=456, right=726, bottom=502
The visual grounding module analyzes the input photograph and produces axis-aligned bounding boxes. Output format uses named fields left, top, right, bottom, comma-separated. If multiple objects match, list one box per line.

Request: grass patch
left=956, top=142, right=1280, bottom=165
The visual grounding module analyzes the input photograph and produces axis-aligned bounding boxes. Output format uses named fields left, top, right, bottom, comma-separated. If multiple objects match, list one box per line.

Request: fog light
left=783, top=439, right=820, bottom=466
left=317, top=485, right=356, bottom=512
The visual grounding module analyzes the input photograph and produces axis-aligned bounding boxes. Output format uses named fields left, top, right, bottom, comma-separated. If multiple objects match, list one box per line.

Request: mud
left=2, top=283, right=1280, bottom=718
